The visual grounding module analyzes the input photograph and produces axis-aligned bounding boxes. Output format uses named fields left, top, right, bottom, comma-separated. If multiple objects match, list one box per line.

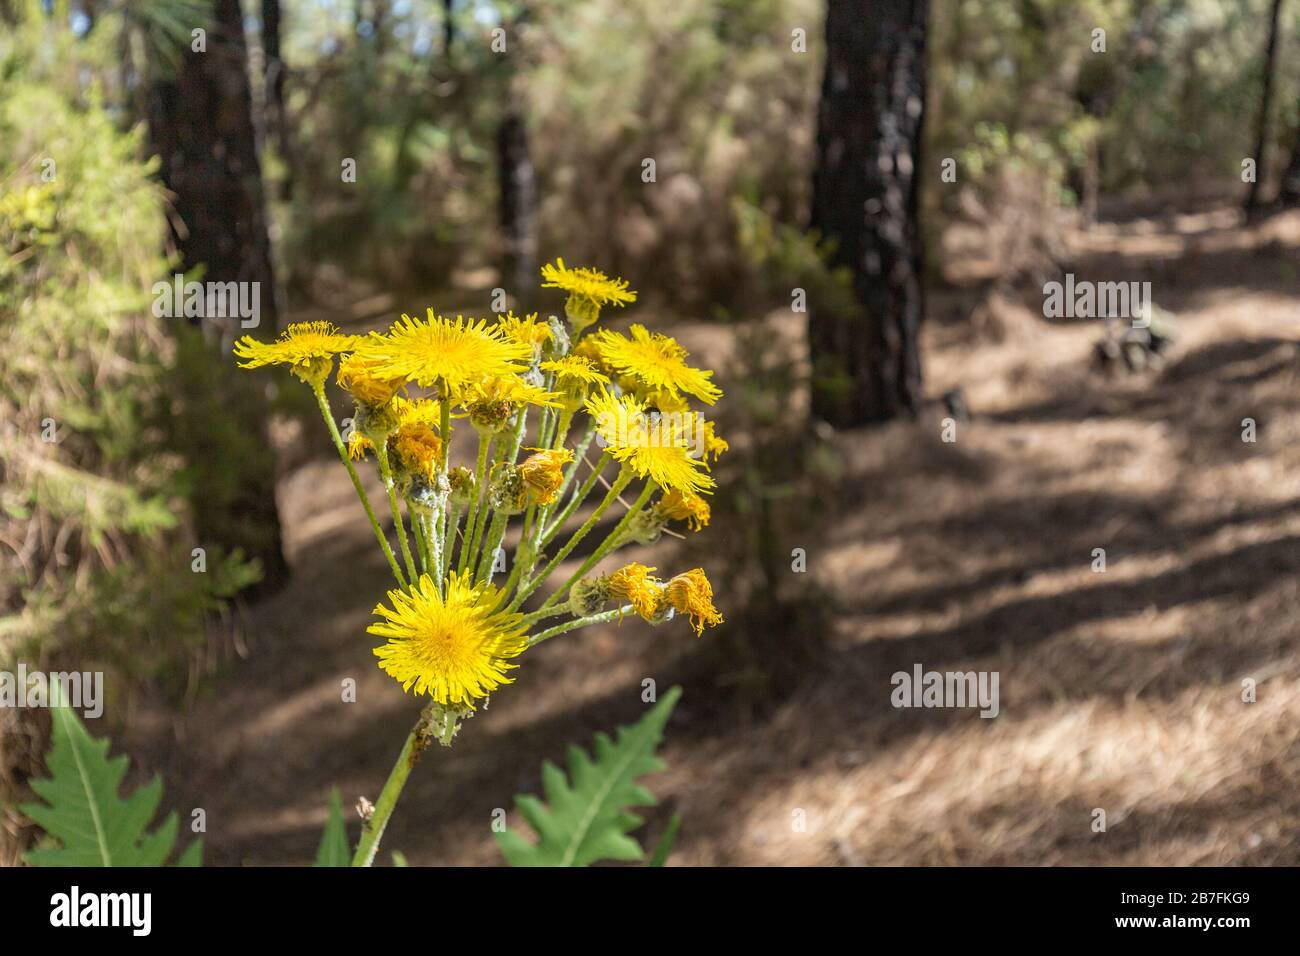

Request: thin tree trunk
left=1246, top=0, right=1285, bottom=211
left=497, top=105, right=538, bottom=308
left=262, top=0, right=293, bottom=199
left=148, top=0, right=289, bottom=596
left=1281, top=107, right=1300, bottom=205
left=809, top=0, right=928, bottom=427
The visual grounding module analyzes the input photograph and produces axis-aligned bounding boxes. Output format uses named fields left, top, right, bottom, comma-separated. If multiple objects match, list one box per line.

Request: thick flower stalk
left=233, top=262, right=725, bottom=866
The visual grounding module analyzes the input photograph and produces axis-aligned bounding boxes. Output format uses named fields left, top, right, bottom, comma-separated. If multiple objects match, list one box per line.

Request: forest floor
left=129, top=199, right=1300, bottom=865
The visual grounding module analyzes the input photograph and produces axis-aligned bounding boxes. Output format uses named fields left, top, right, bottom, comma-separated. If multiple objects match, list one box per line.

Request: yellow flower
left=369, top=571, right=528, bottom=707
left=337, top=351, right=405, bottom=406
left=655, top=489, right=711, bottom=531
left=233, top=321, right=358, bottom=386
left=463, top=374, right=560, bottom=410
left=518, top=448, right=574, bottom=505
left=644, top=386, right=691, bottom=415
left=464, top=374, right=560, bottom=432
left=607, top=563, right=662, bottom=621
left=497, top=311, right=552, bottom=355
left=664, top=569, right=723, bottom=636
left=570, top=336, right=612, bottom=374
left=592, top=324, right=722, bottom=405
left=540, top=257, right=636, bottom=328
left=680, top=412, right=729, bottom=462
left=359, top=311, right=532, bottom=390
left=541, top=355, right=610, bottom=410
left=540, top=355, right=610, bottom=388
left=348, top=429, right=374, bottom=460
left=392, top=423, right=443, bottom=482
left=586, top=389, right=715, bottom=497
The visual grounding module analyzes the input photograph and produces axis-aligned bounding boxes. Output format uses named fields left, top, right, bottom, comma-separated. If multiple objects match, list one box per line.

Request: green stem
left=542, top=451, right=611, bottom=547
left=510, top=468, right=632, bottom=612
left=476, top=509, right=509, bottom=584
left=457, top=436, right=492, bottom=574
left=376, top=444, right=419, bottom=583
left=313, top=385, right=405, bottom=587
left=518, top=603, right=574, bottom=630
left=528, top=605, right=633, bottom=648
left=441, top=499, right=461, bottom=584
left=540, top=482, right=655, bottom=611
left=351, top=711, right=426, bottom=867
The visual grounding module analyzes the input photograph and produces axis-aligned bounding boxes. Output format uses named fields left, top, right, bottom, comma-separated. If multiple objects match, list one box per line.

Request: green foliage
left=647, top=812, right=681, bottom=867
left=496, top=687, right=681, bottom=867
left=313, top=790, right=351, bottom=868
left=314, top=789, right=351, bottom=867
left=21, top=700, right=202, bottom=867
left=0, top=7, right=259, bottom=679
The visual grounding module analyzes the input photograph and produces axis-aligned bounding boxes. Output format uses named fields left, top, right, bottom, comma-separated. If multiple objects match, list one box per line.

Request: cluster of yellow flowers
left=234, top=259, right=725, bottom=721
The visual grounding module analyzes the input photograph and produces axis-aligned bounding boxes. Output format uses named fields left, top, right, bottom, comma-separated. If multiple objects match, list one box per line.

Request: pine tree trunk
left=148, top=0, right=289, bottom=596
left=809, top=0, right=928, bottom=427
left=497, top=105, right=539, bottom=308
left=261, top=0, right=293, bottom=199
left=1246, top=0, right=1285, bottom=211
left=1281, top=112, right=1300, bottom=205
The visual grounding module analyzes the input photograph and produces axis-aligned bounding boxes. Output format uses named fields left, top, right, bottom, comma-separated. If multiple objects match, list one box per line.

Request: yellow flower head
left=607, top=563, right=662, bottom=621
left=337, top=351, right=405, bottom=406
left=369, top=571, right=528, bottom=707
left=541, top=355, right=610, bottom=410
left=359, top=311, right=532, bottom=390
left=655, top=489, right=711, bottom=531
left=233, top=321, right=358, bottom=386
left=497, top=311, right=552, bottom=357
left=592, top=324, right=722, bottom=405
left=680, top=412, right=729, bottom=463
left=586, top=389, right=715, bottom=497
left=348, top=429, right=374, bottom=460
left=570, top=336, right=612, bottom=374
left=464, top=374, right=560, bottom=432
left=540, top=355, right=610, bottom=389
left=392, top=396, right=443, bottom=430
left=392, top=422, right=443, bottom=483
left=664, top=568, right=723, bottom=636
left=644, top=385, right=691, bottom=415
left=518, top=448, right=574, bottom=505
left=540, top=258, right=637, bottom=329
left=464, top=374, right=560, bottom=410
left=349, top=397, right=442, bottom=471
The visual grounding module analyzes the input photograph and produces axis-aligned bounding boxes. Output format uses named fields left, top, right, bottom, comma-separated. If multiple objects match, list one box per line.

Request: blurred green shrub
left=0, top=8, right=259, bottom=861
left=0, top=11, right=259, bottom=678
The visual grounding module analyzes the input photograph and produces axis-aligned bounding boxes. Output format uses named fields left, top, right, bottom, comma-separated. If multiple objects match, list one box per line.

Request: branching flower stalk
left=233, top=262, right=726, bottom=866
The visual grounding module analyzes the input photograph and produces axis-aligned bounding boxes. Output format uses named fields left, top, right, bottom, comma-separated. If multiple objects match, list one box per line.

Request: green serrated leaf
left=314, top=788, right=351, bottom=867
left=20, top=703, right=199, bottom=867
left=495, top=687, right=681, bottom=867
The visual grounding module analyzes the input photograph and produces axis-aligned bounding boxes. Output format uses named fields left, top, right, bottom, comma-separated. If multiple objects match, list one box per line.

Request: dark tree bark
left=809, top=0, right=928, bottom=427
left=497, top=105, right=539, bottom=306
left=443, top=0, right=455, bottom=55
left=149, top=0, right=278, bottom=330
left=261, top=0, right=294, bottom=199
left=1246, top=0, right=1285, bottom=211
left=1282, top=103, right=1300, bottom=205
left=147, top=0, right=289, bottom=595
